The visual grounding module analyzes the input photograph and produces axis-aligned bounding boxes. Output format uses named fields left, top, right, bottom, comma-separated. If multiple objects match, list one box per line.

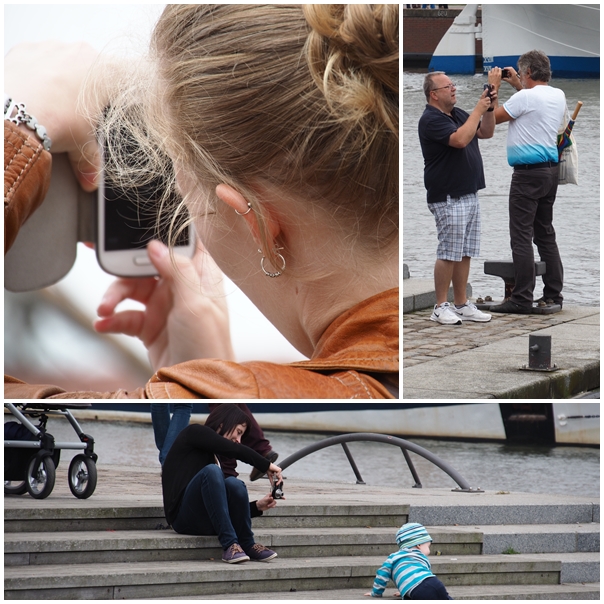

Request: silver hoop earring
left=235, top=202, right=253, bottom=216
left=259, top=248, right=286, bottom=278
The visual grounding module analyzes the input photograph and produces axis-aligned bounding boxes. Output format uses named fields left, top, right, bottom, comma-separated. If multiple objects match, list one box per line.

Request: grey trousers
left=508, top=165, right=564, bottom=307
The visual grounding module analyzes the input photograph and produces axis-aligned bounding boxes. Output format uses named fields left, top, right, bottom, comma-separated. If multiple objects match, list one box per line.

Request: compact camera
left=271, top=475, right=284, bottom=500
left=501, top=68, right=511, bottom=79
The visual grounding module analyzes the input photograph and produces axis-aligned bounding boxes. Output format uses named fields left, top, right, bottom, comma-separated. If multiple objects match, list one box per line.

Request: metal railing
left=279, top=433, right=483, bottom=493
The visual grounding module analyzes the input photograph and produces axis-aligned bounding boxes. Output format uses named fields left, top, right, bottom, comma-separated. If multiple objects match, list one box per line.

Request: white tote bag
left=558, top=112, right=579, bottom=185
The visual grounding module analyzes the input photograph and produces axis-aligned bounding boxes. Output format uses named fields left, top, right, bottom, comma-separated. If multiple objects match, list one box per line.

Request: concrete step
left=6, top=523, right=599, bottom=567
left=4, top=554, right=578, bottom=600
left=449, top=582, right=601, bottom=600
left=3, top=502, right=408, bottom=533
left=146, top=583, right=601, bottom=600
left=5, top=494, right=599, bottom=533
left=479, top=523, right=600, bottom=555
left=408, top=499, right=598, bottom=526
left=440, top=523, right=600, bottom=555
left=4, top=526, right=482, bottom=567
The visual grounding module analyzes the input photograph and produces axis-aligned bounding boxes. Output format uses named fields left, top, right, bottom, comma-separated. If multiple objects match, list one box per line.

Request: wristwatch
left=4, top=93, right=52, bottom=151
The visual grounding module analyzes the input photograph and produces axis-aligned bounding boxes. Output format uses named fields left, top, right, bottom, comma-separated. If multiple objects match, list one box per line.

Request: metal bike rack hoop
left=278, top=433, right=483, bottom=493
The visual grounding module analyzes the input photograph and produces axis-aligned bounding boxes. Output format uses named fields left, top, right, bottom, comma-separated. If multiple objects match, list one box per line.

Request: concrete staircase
left=4, top=487, right=600, bottom=600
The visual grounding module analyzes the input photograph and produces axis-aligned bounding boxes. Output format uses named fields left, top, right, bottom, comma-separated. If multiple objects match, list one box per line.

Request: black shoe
left=490, top=300, right=533, bottom=314
left=535, top=297, right=563, bottom=309
left=250, top=450, right=279, bottom=481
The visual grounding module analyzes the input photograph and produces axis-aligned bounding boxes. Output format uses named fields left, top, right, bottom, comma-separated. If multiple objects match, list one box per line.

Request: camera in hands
left=271, top=475, right=284, bottom=500
left=483, top=84, right=495, bottom=112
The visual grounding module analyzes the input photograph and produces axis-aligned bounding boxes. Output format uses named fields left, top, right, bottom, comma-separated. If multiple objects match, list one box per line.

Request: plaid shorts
left=429, top=193, right=481, bottom=261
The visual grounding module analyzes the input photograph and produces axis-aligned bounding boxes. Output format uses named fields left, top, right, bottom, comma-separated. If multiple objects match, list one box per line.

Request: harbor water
left=403, top=74, right=600, bottom=306
left=37, top=419, right=600, bottom=498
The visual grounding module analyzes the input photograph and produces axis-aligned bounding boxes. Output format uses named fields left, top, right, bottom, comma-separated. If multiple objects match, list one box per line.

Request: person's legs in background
left=151, top=403, right=193, bottom=465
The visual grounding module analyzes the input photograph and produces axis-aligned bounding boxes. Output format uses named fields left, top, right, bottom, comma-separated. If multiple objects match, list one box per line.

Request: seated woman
left=4, top=4, right=399, bottom=399
left=164, top=404, right=283, bottom=564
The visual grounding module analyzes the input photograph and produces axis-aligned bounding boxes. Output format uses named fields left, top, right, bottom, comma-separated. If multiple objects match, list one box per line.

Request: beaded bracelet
left=4, top=94, right=52, bottom=151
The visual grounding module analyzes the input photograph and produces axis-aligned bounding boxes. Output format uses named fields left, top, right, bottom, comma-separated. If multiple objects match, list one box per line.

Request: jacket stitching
left=5, top=142, right=44, bottom=202
left=347, top=371, right=373, bottom=399
left=331, top=371, right=373, bottom=399
left=4, top=135, right=40, bottom=171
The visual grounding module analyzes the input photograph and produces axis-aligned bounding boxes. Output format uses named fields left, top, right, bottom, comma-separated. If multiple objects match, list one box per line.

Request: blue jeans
left=150, top=403, right=193, bottom=465
left=171, top=465, right=255, bottom=550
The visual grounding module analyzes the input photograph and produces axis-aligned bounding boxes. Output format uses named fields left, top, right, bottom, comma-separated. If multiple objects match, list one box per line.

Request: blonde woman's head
left=143, top=4, right=398, bottom=272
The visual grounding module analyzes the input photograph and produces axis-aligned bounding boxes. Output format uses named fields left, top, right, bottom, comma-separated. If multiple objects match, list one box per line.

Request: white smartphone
left=96, top=138, right=195, bottom=277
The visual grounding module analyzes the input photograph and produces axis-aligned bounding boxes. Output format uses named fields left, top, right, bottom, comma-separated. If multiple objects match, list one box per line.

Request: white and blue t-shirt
left=503, top=85, right=566, bottom=167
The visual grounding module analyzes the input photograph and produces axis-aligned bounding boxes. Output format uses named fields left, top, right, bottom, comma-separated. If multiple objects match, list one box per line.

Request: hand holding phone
left=94, top=240, right=236, bottom=371
left=483, top=84, right=495, bottom=112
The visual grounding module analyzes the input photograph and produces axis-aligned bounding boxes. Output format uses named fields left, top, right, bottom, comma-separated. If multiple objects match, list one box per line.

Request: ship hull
left=82, top=403, right=599, bottom=445
left=482, top=5, right=600, bottom=78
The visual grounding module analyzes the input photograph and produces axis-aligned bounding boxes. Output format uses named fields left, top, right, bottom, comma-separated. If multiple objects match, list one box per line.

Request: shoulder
left=147, top=359, right=396, bottom=400
left=452, top=107, right=470, bottom=119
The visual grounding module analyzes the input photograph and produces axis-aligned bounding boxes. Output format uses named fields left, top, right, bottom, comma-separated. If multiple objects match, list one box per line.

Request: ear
left=216, top=184, right=281, bottom=247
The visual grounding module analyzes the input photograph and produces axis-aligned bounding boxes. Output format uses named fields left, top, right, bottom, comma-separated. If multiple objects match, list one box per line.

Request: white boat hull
left=482, top=4, right=600, bottom=78
left=78, top=403, right=599, bottom=445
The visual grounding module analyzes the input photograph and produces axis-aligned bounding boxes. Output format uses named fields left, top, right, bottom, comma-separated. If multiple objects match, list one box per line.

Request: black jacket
left=162, top=424, right=271, bottom=524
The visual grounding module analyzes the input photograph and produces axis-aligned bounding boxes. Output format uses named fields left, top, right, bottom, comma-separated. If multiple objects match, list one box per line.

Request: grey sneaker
left=222, top=543, right=250, bottom=564
left=245, top=543, right=278, bottom=562
left=430, top=302, right=462, bottom=325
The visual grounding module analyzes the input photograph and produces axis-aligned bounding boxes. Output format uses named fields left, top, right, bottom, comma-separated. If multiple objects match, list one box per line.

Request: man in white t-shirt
left=489, top=51, right=566, bottom=314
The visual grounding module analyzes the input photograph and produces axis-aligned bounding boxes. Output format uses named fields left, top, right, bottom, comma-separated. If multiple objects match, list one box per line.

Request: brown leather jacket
left=4, top=122, right=52, bottom=254
left=4, top=123, right=399, bottom=399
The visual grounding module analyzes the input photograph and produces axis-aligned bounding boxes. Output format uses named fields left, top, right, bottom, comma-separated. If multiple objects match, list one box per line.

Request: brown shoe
left=250, top=450, right=279, bottom=481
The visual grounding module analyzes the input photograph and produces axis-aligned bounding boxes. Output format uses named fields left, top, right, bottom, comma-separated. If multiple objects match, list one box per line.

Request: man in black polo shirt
left=418, top=71, right=497, bottom=325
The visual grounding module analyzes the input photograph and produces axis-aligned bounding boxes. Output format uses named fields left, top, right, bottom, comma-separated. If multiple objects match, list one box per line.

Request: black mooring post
left=528, top=334, right=553, bottom=370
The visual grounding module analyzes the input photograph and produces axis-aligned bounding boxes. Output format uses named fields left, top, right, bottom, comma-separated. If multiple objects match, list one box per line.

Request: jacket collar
left=289, top=288, right=399, bottom=373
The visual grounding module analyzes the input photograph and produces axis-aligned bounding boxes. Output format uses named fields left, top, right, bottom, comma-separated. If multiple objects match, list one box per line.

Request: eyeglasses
left=431, top=82, right=456, bottom=92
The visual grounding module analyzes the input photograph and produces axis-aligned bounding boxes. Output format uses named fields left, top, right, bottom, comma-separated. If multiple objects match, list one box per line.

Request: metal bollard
left=521, top=334, right=558, bottom=372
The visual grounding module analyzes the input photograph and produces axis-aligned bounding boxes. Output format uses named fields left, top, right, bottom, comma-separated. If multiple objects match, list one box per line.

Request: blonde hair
left=102, top=5, right=398, bottom=273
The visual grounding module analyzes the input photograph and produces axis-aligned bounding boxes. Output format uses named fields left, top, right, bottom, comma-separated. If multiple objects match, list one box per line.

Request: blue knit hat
left=396, top=523, right=432, bottom=549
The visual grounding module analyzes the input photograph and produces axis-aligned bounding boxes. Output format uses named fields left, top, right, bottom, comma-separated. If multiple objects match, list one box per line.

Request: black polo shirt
left=418, top=104, right=486, bottom=204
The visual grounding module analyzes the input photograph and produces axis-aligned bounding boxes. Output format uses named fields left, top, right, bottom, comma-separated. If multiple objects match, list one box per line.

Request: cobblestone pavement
left=403, top=307, right=583, bottom=369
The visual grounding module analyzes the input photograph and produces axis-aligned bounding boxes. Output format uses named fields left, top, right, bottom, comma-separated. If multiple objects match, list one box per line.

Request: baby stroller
left=4, top=402, right=98, bottom=499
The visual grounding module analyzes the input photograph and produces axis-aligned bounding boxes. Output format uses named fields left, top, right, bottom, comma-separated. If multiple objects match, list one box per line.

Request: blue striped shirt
left=371, top=548, right=435, bottom=598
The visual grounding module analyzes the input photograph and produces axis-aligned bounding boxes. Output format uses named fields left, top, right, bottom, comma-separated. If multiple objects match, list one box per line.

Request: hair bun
left=304, top=4, right=398, bottom=135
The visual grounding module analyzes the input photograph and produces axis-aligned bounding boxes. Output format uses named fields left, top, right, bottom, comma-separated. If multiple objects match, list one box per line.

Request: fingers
left=94, top=309, right=146, bottom=337
left=69, top=141, right=101, bottom=192
left=147, top=240, right=207, bottom=298
left=96, top=277, right=159, bottom=318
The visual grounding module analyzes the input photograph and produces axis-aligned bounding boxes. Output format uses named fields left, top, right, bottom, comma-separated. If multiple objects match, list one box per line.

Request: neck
left=429, top=99, right=453, bottom=115
left=297, top=255, right=398, bottom=355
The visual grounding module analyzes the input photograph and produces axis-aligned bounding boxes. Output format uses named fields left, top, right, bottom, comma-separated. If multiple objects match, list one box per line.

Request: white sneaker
left=453, top=301, right=492, bottom=322
left=430, top=302, right=462, bottom=325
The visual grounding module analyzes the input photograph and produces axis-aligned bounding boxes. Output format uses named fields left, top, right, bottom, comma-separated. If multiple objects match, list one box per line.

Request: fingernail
left=148, top=240, right=168, bottom=259
left=79, top=170, right=99, bottom=192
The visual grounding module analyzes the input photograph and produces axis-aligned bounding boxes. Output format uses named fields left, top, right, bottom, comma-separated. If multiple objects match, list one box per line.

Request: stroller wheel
left=68, top=454, right=97, bottom=499
left=26, top=455, right=56, bottom=499
left=4, top=480, right=27, bottom=496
